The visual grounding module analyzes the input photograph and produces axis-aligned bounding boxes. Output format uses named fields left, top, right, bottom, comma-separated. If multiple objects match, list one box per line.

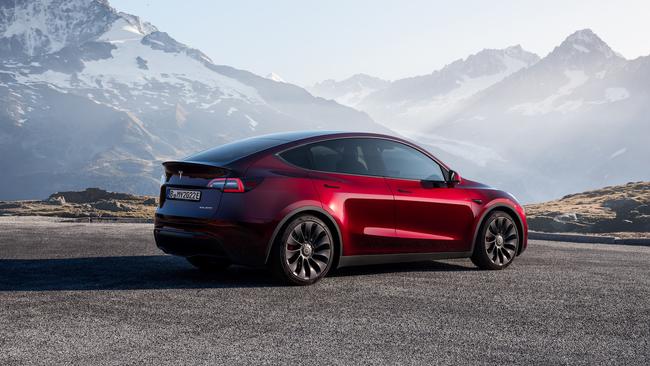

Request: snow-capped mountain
left=309, top=29, right=648, bottom=203
left=0, top=0, right=387, bottom=199
left=308, top=73, right=391, bottom=108
left=427, top=29, right=649, bottom=202
left=309, top=46, right=540, bottom=133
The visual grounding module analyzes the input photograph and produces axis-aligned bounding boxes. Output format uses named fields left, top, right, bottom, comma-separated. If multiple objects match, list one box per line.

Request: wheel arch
left=264, top=206, right=343, bottom=268
left=471, top=203, right=526, bottom=255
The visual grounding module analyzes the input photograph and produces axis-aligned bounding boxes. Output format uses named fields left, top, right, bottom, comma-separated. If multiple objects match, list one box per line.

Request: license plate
left=167, top=189, right=201, bottom=201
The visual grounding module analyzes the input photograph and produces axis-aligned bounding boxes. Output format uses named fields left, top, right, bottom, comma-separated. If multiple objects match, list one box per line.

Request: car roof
left=255, top=130, right=352, bottom=141
left=177, top=130, right=442, bottom=169
left=256, top=130, right=401, bottom=142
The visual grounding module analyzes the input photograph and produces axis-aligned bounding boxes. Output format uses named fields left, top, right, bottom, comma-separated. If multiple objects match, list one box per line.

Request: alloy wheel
left=484, top=216, right=518, bottom=266
left=285, top=220, right=332, bottom=281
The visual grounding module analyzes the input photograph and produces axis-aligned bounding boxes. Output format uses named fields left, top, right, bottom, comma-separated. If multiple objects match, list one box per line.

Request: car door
left=377, top=139, right=475, bottom=253
left=279, top=138, right=396, bottom=256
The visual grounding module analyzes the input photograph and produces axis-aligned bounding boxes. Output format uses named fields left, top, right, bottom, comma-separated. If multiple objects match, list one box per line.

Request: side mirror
left=448, top=170, right=461, bottom=184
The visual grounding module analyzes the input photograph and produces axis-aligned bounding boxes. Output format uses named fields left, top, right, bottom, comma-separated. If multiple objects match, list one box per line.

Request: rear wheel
left=186, top=256, right=230, bottom=272
left=270, top=215, right=335, bottom=285
left=471, top=211, right=519, bottom=270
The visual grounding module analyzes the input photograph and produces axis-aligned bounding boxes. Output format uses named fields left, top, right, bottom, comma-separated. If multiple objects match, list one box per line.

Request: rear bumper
left=154, top=214, right=275, bottom=266
left=154, top=228, right=228, bottom=258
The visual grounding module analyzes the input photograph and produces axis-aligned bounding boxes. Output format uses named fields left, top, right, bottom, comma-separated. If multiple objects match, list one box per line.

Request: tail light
left=207, top=178, right=245, bottom=193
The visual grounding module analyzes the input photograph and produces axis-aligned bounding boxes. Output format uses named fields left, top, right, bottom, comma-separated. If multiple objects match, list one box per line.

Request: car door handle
left=323, top=184, right=340, bottom=189
left=397, top=188, right=412, bottom=194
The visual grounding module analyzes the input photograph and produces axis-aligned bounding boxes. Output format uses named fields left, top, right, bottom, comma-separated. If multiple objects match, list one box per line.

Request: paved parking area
left=1, top=218, right=648, bottom=365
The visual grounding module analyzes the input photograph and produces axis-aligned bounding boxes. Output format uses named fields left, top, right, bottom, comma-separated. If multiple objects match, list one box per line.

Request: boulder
left=91, top=200, right=134, bottom=212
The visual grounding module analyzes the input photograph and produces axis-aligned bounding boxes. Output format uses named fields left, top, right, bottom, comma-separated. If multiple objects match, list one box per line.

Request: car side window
left=279, top=138, right=384, bottom=176
left=376, top=140, right=445, bottom=181
left=278, top=145, right=311, bottom=169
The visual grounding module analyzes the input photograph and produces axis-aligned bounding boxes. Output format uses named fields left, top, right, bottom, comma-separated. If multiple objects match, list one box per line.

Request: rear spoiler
left=162, top=161, right=229, bottom=179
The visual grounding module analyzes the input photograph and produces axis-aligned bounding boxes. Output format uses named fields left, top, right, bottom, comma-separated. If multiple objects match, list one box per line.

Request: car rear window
left=186, top=137, right=284, bottom=164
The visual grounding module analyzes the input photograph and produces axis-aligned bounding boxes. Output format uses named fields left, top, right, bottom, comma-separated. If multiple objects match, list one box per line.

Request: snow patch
left=15, top=18, right=264, bottom=105
left=265, top=72, right=286, bottom=83
left=227, top=107, right=238, bottom=116
left=98, top=19, right=144, bottom=43
left=604, top=87, right=630, bottom=102
left=335, top=86, right=378, bottom=107
left=609, top=148, right=627, bottom=159
left=573, top=44, right=590, bottom=53
left=509, top=70, right=589, bottom=116
left=398, top=53, right=531, bottom=128
left=245, top=115, right=259, bottom=129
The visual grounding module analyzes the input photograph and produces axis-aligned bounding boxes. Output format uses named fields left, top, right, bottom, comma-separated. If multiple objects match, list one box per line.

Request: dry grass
left=0, top=188, right=156, bottom=219
left=525, top=181, right=650, bottom=237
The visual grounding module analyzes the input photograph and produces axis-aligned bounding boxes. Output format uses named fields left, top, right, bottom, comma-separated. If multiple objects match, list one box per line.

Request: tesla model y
left=154, top=131, right=527, bottom=285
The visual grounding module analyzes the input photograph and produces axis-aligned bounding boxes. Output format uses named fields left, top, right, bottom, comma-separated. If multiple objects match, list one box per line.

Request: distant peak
left=461, top=45, right=540, bottom=67
left=313, top=73, right=388, bottom=87
left=347, top=73, right=386, bottom=82
left=505, top=44, right=523, bottom=51
left=117, top=12, right=158, bottom=35
left=555, top=29, right=619, bottom=59
left=0, top=0, right=119, bottom=57
left=564, top=28, right=600, bottom=43
left=265, top=72, right=286, bottom=83
left=504, top=45, right=540, bottom=62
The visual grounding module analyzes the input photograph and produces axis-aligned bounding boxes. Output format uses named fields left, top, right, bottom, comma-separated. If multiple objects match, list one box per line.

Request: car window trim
left=275, top=136, right=451, bottom=182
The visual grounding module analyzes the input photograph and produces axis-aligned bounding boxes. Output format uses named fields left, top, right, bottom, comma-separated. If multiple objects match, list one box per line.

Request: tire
left=471, top=211, right=520, bottom=270
left=270, top=215, right=336, bottom=286
left=186, top=256, right=231, bottom=272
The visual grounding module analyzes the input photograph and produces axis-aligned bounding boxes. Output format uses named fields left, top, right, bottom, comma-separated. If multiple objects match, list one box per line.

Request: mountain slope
left=309, top=46, right=540, bottom=133
left=0, top=0, right=387, bottom=199
left=308, top=73, right=390, bottom=108
left=431, top=29, right=649, bottom=202
left=308, top=29, right=648, bottom=203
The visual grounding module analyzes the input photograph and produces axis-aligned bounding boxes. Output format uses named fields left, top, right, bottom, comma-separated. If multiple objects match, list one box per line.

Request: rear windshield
left=185, top=137, right=284, bottom=164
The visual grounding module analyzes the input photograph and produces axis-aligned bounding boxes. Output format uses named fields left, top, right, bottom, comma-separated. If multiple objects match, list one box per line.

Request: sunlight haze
left=110, top=0, right=650, bottom=85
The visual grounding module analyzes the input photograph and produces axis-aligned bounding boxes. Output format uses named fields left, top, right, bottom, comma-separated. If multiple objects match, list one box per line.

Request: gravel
left=1, top=218, right=648, bottom=365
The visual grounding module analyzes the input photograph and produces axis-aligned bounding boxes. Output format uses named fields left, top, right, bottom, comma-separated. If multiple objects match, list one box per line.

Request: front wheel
left=471, top=211, right=519, bottom=270
left=270, top=215, right=335, bottom=286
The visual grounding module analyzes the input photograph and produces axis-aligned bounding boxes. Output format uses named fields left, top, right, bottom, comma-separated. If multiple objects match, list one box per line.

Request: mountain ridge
left=309, top=45, right=541, bottom=133
left=0, top=0, right=388, bottom=200
left=309, top=29, right=648, bottom=203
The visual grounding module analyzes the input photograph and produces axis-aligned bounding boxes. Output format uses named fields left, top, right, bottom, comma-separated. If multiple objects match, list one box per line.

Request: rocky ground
left=1, top=183, right=649, bottom=238
left=525, top=181, right=650, bottom=238
left=0, top=188, right=156, bottom=220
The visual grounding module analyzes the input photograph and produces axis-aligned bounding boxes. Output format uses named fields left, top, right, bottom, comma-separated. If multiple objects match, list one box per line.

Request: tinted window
left=280, top=138, right=385, bottom=176
left=280, top=138, right=444, bottom=180
left=186, top=137, right=284, bottom=164
left=377, top=140, right=445, bottom=181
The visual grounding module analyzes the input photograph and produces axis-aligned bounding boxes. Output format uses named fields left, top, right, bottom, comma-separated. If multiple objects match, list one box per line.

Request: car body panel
left=384, top=177, right=476, bottom=253
left=309, top=170, right=395, bottom=256
left=154, top=131, right=529, bottom=269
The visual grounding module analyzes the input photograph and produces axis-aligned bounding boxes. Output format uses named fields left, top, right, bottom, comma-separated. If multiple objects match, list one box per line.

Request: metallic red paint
left=309, top=170, right=395, bottom=256
left=384, top=177, right=475, bottom=253
left=154, top=131, right=528, bottom=270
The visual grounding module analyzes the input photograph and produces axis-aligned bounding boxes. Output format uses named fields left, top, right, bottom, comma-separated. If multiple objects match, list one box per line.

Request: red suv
left=154, top=131, right=527, bottom=285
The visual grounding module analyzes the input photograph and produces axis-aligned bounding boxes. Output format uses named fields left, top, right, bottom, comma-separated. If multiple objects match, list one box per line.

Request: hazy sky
left=110, top=0, right=650, bottom=85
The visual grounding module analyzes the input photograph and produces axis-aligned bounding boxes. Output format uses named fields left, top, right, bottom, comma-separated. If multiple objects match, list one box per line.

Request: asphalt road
left=1, top=217, right=648, bottom=365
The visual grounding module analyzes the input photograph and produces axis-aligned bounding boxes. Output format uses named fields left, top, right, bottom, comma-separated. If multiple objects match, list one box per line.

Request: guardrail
left=64, top=217, right=155, bottom=224
left=529, top=231, right=650, bottom=247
